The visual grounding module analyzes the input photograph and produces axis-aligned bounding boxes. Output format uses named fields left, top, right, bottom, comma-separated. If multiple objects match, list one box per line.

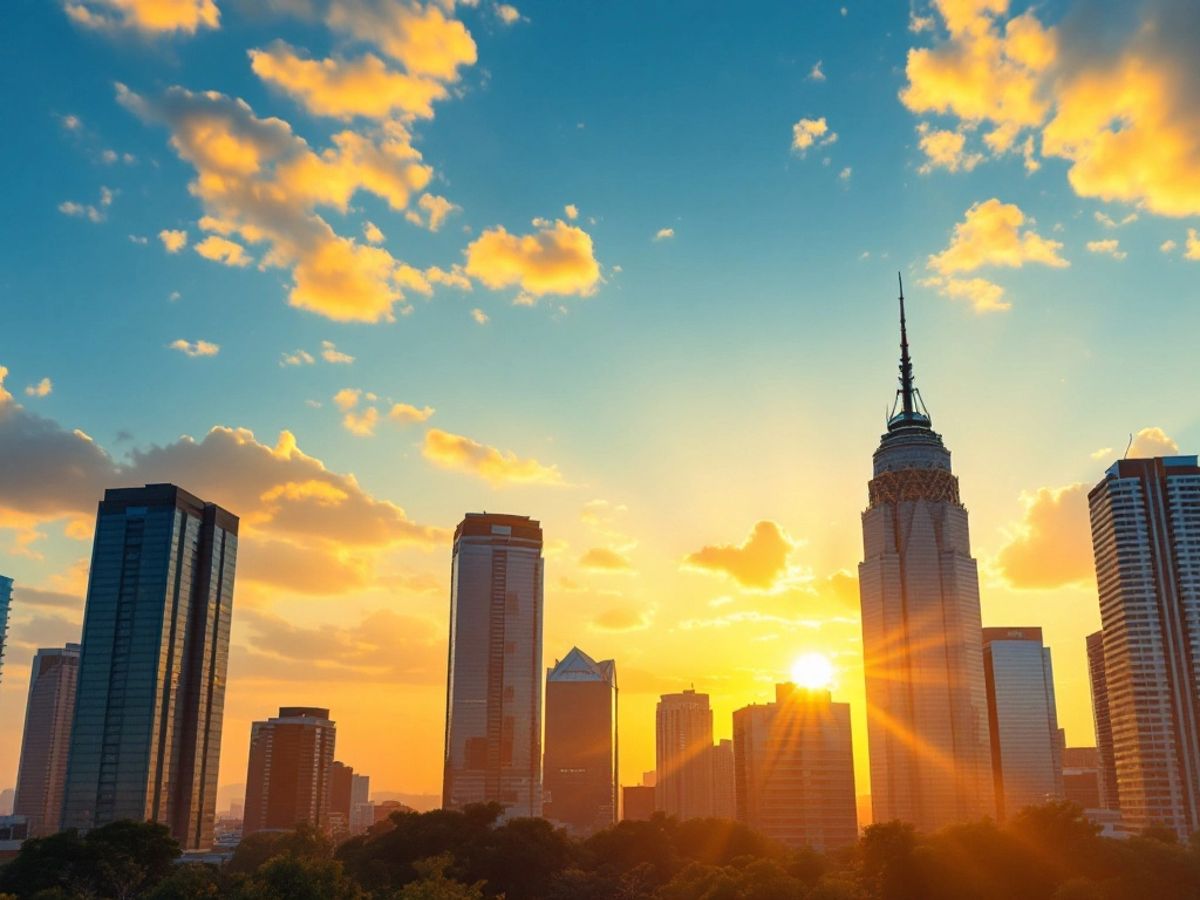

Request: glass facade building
left=733, top=684, right=858, bottom=851
left=656, top=689, right=714, bottom=819
left=61, top=484, right=238, bottom=850
left=1086, top=630, right=1120, bottom=810
left=442, top=513, right=544, bottom=818
left=982, top=627, right=1064, bottom=819
left=0, top=575, right=11, bottom=685
left=14, top=644, right=81, bottom=836
left=543, top=646, right=618, bottom=835
left=858, top=290, right=994, bottom=831
left=243, top=707, right=336, bottom=835
left=1088, top=456, right=1200, bottom=838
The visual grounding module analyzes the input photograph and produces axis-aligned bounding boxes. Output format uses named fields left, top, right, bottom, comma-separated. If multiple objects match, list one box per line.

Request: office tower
left=243, top=707, right=336, bottom=836
left=712, top=738, right=736, bottom=820
left=1062, top=747, right=1103, bottom=810
left=732, top=684, right=857, bottom=851
left=982, top=627, right=1064, bottom=819
left=348, top=773, right=371, bottom=833
left=442, top=514, right=544, bottom=818
left=622, top=785, right=655, bottom=821
left=61, top=484, right=238, bottom=851
left=0, top=575, right=10, bottom=685
left=1088, top=455, right=1200, bottom=838
left=543, top=647, right=618, bottom=835
left=656, top=689, right=714, bottom=819
left=1086, top=630, right=1119, bottom=811
left=858, top=283, right=993, bottom=831
left=351, top=773, right=369, bottom=808
left=330, top=761, right=354, bottom=834
left=13, top=644, right=81, bottom=836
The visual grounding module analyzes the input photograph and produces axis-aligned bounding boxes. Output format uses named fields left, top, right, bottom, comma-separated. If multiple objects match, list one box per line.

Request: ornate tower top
left=888, top=273, right=932, bottom=432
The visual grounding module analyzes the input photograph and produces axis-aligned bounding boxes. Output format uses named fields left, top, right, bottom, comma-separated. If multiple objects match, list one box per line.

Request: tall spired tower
left=858, top=278, right=994, bottom=831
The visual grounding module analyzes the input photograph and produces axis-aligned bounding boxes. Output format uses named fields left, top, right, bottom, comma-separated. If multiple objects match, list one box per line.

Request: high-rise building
left=243, top=707, right=336, bottom=836
left=857, top=284, right=994, bottom=831
left=329, top=761, right=354, bottom=835
left=732, top=684, right=857, bottom=851
left=656, top=689, right=713, bottom=819
left=13, top=644, right=81, bottom=836
left=1086, top=630, right=1119, bottom=811
left=543, top=647, right=618, bottom=835
left=1062, top=747, right=1103, bottom=810
left=1088, top=455, right=1200, bottom=838
left=712, top=738, right=736, bottom=820
left=982, top=627, right=1064, bottom=819
left=442, top=514, right=544, bottom=818
left=0, top=575, right=11, bottom=685
left=622, top=785, right=655, bottom=821
left=61, top=484, right=238, bottom=851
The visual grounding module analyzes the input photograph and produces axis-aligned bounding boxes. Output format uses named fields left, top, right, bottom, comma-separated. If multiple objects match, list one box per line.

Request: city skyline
left=4, top=0, right=1200, bottom=813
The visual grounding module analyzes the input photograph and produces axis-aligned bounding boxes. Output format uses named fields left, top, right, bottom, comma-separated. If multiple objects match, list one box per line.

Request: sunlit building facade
left=61, top=484, right=238, bottom=851
left=858, top=287, right=994, bottom=831
left=712, top=738, right=736, bottom=820
left=243, top=707, right=336, bottom=835
left=543, top=647, right=618, bottom=835
left=1088, top=455, right=1200, bottom=838
left=656, top=689, right=713, bottom=819
left=13, top=644, right=81, bottom=836
left=982, top=627, right=1064, bottom=819
left=442, top=513, right=544, bottom=818
left=732, top=684, right=857, bottom=851
left=1085, top=630, right=1119, bottom=810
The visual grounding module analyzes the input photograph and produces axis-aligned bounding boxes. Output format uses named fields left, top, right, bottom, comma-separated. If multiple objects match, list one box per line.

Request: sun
left=790, top=652, right=836, bottom=690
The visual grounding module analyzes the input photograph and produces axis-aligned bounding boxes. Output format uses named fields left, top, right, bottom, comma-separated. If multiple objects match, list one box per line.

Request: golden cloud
left=921, top=275, right=1009, bottom=313
left=159, top=228, right=188, bottom=252
left=24, top=378, right=53, bottom=399
left=1187, top=229, right=1200, bottom=260
left=168, top=338, right=220, bottom=357
left=249, top=42, right=449, bottom=121
left=64, top=0, right=219, bottom=34
left=916, top=124, right=983, bottom=173
left=928, top=198, right=1068, bottom=274
left=343, top=406, right=380, bottom=437
left=995, top=483, right=1093, bottom=589
left=1129, top=425, right=1179, bottom=458
left=422, top=428, right=564, bottom=486
left=579, top=547, right=633, bottom=572
left=324, top=0, right=478, bottom=81
left=791, top=117, right=836, bottom=154
left=683, top=520, right=797, bottom=591
left=591, top=605, right=652, bottom=633
left=465, top=219, right=601, bottom=299
left=389, top=403, right=434, bottom=423
left=405, top=192, right=458, bottom=232
left=1086, top=239, right=1127, bottom=260
left=194, top=234, right=252, bottom=267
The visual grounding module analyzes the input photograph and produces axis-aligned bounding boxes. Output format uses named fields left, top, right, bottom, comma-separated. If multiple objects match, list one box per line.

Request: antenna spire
left=898, top=273, right=915, bottom=417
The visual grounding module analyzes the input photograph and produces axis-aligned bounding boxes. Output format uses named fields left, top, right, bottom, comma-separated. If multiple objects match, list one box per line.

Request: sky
left=2, top=0, right=1200, bottom=812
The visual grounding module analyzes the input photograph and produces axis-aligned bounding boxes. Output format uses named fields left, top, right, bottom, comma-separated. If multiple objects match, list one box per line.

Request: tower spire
left=898, top=272, right=914, bottom=417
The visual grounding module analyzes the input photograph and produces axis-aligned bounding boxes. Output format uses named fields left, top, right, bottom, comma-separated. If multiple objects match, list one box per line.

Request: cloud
left=683, top=520, right=797, bottom=590
left=157, top=229, right=188, bottom=254
left=321, top=340, right=354, bottom=364
left=838, top=166, right=852, bottom=181
left=1094, top=211, right=1138, bottom=228
left=169, top=339, right=220, bottom=357
left=1160, top=239, right=1177, bottom=253
left=465, top=219, right=601, bottom=299
left=389, top=403, right=434, bottom=423
left=323, top=0, right=478, bottom=81
left=579, top=547, right=633, bottom=572
left=1086, top=239, right=1127, bottom=260
left=194, top=234, right=252, bottom=267
left=24, top=378, right=53, bottom=398
left=343, top=406, right=380, bottom=437
left=564, top=203, right=578, bottom=220
left=281, top=349, right=316, bottom=366
left=118, top=83, right=436, bottom=322
left=494, top=3, right=520, bottom=25
left=996, top=483, right=1093, bottom=589
left=1129, top=425, right=1179, bottom=457
left=470, top=307, right=489, bottom=325
left=64, top=0, right=219, bottom=34
left=791, top=117, right=836, bottom=154
left=808, top=60, right=826, bottom=82
left=928, top=198, right=1068, bottom=275
left=363, top=221, right=385, bottom=244
left=422, top=428, right=564, bottom=486
left=58, top=186, right=113, bottom=224
left=333, top=388, right=362, bottom=411
left=653, top=227, right=675, bottom=241
left=903, top=0, right=1200, bottom=217
left=249, top=42, right=449, bottom=121
left=1187, top=229, right=1200, bottom=260
left=591, top=605, right=652, bottom=633
left=920, top=275, right=1010, bottom=314
left=916, top=123, right=984, bottom=173
left=405, top=192, right=458, bottom=231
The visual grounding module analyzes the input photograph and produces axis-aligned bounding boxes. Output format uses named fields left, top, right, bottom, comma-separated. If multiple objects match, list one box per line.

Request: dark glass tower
left=61, top=484, right=238, bottom=850
left=442, top=513, right=544, bottom=818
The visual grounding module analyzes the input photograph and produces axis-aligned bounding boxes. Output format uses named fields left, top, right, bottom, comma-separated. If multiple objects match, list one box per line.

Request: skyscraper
left=329, top=761, right=354, bottom=835
left=0, top=575, right=11, bottom=685
left=1088, top=455, right=1200, bottom=837
left=243, top=707, right=336, bottom=836
left=982, top=627, right=1064, bottom=819
left=858, top=282, right=994, bottom=831
left=543, top=647, right=618, bottom=835
left=61, top=484, right=238, bottom=851
left=442, top=513, right=544, bottom=818
left=1086, top=630, right=1119, bottom=810
left=1062, top=747, right=1103, bottom=811
left=13, top=644, right=81, bottom=836
left=712, top=738, right=736, bottom=820
left=656, top=689, right=713, bottom=820
left=732, top=684, right=857, bottom=851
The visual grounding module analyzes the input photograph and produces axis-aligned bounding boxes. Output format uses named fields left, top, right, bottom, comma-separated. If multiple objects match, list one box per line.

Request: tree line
left=2, top=801, right=1199, bottom=899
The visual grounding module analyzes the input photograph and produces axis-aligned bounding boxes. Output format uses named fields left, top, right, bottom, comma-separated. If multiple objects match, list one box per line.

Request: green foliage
left=390, top=855, right=487, bottom=900
left=233, top=854, right=365, bottom=900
